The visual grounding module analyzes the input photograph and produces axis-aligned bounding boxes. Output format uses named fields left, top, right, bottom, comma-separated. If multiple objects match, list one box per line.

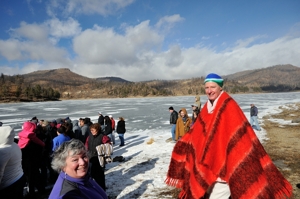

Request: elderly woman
left=49, top=139, right=107, bottom=199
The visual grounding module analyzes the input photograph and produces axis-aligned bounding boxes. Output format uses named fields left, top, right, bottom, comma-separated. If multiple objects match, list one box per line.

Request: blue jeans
left=107, top=134, right=112, bottom=143
left=171, top=124, right=176, bottom=141
left=118, top=133, right=125, bottom=146
left=250, top=116, right=261, bottom=130
left=107, top=132, right=115, bottom=144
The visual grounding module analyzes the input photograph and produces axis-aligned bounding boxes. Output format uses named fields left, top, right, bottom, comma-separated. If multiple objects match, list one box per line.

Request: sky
left=0, top=0, right=300, bottom=82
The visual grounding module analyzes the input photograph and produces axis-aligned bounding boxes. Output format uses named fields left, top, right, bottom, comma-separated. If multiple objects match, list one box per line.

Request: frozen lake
left=1, top=92, right=300, bottom=198
left=1, top=92, right=300, bottom=141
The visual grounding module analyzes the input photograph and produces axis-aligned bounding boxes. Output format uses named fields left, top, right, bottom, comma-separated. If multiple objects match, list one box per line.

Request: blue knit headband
left=204, top=73, right=224, bottom=87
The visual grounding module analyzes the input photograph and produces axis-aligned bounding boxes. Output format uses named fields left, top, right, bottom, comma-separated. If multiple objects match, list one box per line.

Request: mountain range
left=1, top=64, right=300, bottom=102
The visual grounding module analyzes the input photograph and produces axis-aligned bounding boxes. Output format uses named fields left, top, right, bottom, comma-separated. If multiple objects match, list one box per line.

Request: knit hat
left=204, top=73, right=224, bottom=87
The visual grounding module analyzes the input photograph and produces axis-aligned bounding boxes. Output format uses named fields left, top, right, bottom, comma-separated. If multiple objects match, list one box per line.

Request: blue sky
left=0, top=0, right=300, bottom=81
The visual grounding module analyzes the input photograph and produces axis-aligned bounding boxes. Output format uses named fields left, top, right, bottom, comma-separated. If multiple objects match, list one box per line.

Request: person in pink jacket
left=18, top=121, right=45, bottom=149
left=18, top=121, right=46, bottom=198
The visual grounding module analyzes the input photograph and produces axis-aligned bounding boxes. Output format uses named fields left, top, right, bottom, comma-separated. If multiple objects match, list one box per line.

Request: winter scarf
left=165, top=92, right=292, bottom=199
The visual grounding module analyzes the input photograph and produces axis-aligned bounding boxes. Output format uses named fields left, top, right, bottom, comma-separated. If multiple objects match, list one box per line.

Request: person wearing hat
left=168, top=106, right=178, bottom=142
left=166, top=73, right=292, bottom=199
left=191, top=95, right=201, bottom=111
left=0, top=126, right=26, bottom=198
left=98, top=112, right=104, bottom=126
left=250, top=104, right=261, bottom=131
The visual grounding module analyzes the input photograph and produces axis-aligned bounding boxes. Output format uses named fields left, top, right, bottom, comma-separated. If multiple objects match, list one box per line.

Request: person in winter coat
left=169, top=106, right=178, bottom=141
left=18, top=121, right=45, bottom=149
left=116, top=117, right=126, bottom=146
left=72, top=120, right=83, bottom=142
left=18, top=121, right=46, bottom=198
left=109, top=115, right=116, bottom=145
left=87, top=123, right=106, bottom=191
left=194, top=95, right=201, bottom=110
left=250, top=103, right=261, bottom=131
left=166, top=73, right=292, bottom=199
left=103, top=116, right=112, bottom=140
left=175, top=108, right=192, bottom=141
left=190, top=109, right=200, bottom=127
left=98, top=112, right=104, bottom=126
left=49, top=139, right=108, bottom=199
left=80, top=118, right=91, bottom=143
left=0, top=126, right=26, bottom=199
left=52, top=126, right=71, bottom=152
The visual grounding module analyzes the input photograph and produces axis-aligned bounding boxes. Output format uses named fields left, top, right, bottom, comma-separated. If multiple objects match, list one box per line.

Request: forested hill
left=223, top=64, right=300, bottom=91
left=1, top=64, right=300, bottom=102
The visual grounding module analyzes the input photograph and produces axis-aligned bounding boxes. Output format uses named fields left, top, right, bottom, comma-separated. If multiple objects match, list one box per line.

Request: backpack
left=96, top=143, right=113, bottom=167
left=113, top=156, right=125, bottom=162
left=102, top=135, right=111, bottom=144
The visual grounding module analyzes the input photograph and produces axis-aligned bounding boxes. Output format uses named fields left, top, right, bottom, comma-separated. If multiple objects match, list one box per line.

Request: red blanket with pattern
left=165, top=92, right=292, bottom=199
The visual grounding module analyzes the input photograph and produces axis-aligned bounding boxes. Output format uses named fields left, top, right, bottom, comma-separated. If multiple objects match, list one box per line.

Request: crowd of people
left=0, top=72, right=295, bottom=199
left=168, top=95, right=201, bottom=142
left=168, top=94, right=264, bottom=143
left=0, top=113, right=126, bottom=199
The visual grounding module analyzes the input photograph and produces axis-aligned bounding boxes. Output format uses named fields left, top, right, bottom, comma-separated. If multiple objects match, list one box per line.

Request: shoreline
left=2, top=91, right=300, bottom=104
left=262, top=102, right=300, bottom=198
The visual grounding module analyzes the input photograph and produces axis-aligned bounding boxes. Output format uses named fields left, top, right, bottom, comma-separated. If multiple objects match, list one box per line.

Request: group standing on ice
left=0, top=112, right=126, bottom=199
left=0, top=72, right=295, bottom=199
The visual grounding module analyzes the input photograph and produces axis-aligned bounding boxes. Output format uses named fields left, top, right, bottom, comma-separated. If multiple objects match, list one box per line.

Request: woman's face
left=90, top=128, right=98, bottom=136
left=63, top=151, right=89, bottom=179
left=180, top=111, right=185, bottom=117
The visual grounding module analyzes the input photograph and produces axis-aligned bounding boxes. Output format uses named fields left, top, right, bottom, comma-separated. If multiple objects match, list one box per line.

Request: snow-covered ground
left=105, top=130, right=175, bottom=198
left=104, top=102, right=300, bottom=199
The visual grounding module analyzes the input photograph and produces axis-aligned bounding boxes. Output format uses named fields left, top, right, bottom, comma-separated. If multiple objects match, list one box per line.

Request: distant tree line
left=86, top=81, right=173, bottom=98
left=0, top=73, right=60, bottom=102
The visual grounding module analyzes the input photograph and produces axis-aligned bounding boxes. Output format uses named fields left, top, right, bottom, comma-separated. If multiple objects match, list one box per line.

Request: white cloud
left=233, top=35, right=267, bottom=49
left=163, top=45, right=184, bottom=67
left=0, top=39, right=24, bottom=60
left=10, top=21, right=48, bottom=41
left=0, top=38, right=69, bottom=62
left=156, top=14, right=184, bottom=28
left=201, top=36, right=210, bottom=40
left=73, top=20, right=163, bottom=65
left=46, top=17, right=82, bottom=38
left=1, top=15, right=300, bottom=82
left=46, top=0, right=135, bottom=17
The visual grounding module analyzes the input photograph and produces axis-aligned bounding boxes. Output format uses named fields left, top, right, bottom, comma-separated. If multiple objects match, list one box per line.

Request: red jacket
left=111, top=119, right=115, bottom=131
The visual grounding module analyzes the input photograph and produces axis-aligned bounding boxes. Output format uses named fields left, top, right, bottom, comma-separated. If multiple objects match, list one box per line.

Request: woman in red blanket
left=165, top=73, right=293, bottom=199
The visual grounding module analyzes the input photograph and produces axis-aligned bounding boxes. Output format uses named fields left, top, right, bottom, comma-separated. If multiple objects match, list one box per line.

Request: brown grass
left=262, top=103, right=300, bottom=198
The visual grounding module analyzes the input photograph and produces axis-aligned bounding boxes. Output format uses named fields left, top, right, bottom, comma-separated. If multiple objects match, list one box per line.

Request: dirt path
left=262, top=102, right=300, bottom=198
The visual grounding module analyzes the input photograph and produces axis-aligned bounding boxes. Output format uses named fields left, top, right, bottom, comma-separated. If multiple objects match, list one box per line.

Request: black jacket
left=87, top=133, right=103, bottom=158
left=103, top=122, right=112, bottom=135
left=98, top=115, right=104, bottom=125
left=116, top=121, right=126, bottom=134
left=170, top=110, right=178, bottom=124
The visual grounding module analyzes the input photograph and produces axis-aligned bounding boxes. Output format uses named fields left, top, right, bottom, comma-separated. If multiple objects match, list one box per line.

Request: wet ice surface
left=1, top=92, right=300, bottom=198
